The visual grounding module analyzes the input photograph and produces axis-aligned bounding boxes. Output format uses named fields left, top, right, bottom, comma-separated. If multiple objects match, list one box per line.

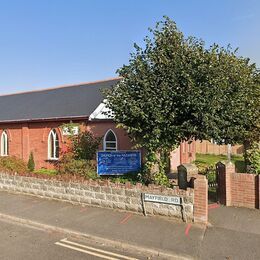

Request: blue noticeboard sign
left=97, top=151, right=141, bottom=175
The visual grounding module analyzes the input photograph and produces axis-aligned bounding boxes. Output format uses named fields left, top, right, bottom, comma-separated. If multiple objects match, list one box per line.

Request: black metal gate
left=206, top=169, right=218, bottom=203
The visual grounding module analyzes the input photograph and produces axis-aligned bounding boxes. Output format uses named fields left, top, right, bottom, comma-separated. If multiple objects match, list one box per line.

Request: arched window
left=104, top=129, right=117, bottom=151
left=1, top=131, right=8, bottom=156
left=48, top=129, right=59, bottom=159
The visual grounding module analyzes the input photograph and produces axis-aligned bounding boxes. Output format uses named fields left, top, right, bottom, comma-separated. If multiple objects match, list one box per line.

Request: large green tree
left=105, top=17, right=260, bottom=180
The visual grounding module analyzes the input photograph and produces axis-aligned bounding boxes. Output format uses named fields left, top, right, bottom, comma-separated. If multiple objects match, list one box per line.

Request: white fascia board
left=89, top=100, right=114, bottom=120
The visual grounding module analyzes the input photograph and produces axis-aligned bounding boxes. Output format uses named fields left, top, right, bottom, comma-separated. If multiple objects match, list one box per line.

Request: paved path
left=0, top=191, right=259, bottom=259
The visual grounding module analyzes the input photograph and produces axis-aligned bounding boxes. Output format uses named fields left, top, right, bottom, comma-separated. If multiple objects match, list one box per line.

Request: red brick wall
left=170, top=147, right=181, bottom=172
left=1, top=122, right=67, bottom=169
left=180, top=141, right=196, bottom=164
left=0, top=120, right=134, bottom=169
left=217, top=162, right=259, bottom=209
left=0, top=119, right=196, bottom=171
left=87, top=121, right=133, bottom=151
left=230, top=173, right=259, bottom=209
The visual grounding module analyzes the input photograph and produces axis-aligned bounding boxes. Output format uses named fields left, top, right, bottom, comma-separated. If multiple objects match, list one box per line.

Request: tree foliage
left=104, top=17, right=260, bottom=179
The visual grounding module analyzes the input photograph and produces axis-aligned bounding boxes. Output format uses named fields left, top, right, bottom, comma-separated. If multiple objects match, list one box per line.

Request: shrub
left=0, top=156, right=28, bottom=173
left=71, top=131, right=101, bottom=160
left=194, top=161, right=209, bottom=174
left=194, top=161, right=216, bottom=183
left=154, top=171, right=171, bottom=187
left=56, top=153, right=98, bottom=179
left=27, top=152, right=35, bottom=172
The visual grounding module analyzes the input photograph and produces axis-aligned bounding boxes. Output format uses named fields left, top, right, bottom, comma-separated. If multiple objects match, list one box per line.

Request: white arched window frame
left=1, top=131, right=8, bottom=156
left=48, top=129, right=59, bottom=160
left=103, top=129, right=117, bottom=151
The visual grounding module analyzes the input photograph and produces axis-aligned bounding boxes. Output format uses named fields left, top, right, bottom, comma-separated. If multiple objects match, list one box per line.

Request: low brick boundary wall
left=217, top=162, right=260, bottom=209
left=0, top=172, right=198, bottom=222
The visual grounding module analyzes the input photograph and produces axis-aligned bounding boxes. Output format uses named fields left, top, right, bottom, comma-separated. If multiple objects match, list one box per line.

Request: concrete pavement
left=200, top=206, right=260, bottom=260
left=0, top=191, right=259, bottom=259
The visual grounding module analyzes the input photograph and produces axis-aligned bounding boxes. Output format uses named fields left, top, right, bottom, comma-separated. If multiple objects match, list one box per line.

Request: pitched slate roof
left=0, top=78, right=120, bottom=123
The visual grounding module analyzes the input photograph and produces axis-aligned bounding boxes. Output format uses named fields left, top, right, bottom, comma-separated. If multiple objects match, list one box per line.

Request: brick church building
left=0, top=78, right=195, bottom=171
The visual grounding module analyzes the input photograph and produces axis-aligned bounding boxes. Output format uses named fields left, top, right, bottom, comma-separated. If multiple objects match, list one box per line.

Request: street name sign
left=144, top=193, right=181, bottom=205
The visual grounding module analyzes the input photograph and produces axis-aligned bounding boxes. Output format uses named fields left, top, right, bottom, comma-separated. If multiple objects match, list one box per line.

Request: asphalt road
left=0, top=219, right=148, bottom=260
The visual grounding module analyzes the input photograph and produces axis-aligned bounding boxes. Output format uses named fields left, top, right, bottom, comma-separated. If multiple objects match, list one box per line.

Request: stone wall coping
left=0, top=171, right=194, bottom=196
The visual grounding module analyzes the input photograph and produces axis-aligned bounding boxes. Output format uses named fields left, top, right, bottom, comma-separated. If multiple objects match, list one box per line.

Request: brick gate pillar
left=216, top=162, right=235, bottom=206
left=193, top=175, right=208, bottom=223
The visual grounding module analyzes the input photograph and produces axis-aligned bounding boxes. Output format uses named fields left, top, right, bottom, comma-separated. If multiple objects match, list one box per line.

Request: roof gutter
left=0, top=115, right=89, bottom=124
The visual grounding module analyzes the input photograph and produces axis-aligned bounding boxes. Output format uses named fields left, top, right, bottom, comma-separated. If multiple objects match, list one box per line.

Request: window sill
left=46, top=158, right=59, bottom=162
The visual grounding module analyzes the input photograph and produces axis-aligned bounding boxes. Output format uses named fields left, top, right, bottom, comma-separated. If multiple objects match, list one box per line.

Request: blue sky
left=0, top=0, right=259, bottom=94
